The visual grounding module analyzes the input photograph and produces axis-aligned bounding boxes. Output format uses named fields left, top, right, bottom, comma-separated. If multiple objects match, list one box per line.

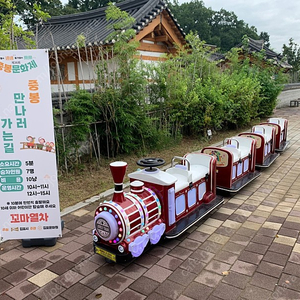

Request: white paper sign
left=0, top=49, right=62, bottom=241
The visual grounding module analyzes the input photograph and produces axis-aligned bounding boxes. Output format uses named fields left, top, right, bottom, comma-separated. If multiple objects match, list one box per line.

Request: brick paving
left=1, top=106, right=300, bottom=300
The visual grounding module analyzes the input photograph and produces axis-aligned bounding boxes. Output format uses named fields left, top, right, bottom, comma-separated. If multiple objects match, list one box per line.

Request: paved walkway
left=1, top=106, right=300, bottom=300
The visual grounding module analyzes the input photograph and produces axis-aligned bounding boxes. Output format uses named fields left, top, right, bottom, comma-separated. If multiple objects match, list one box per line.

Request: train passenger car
left=200, top=136, right=260, bottom=192
left=239, top=125, right=280, bottom=168
left=93, top=155, right=223, bottom=263
left=260, top=117, right=289, bottom=152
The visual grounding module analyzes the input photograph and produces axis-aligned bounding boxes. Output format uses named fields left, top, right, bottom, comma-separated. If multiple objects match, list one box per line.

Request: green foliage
left=219, top=71, right=261, bottom=126
left=166, top=0, right=213, bottom=43
left=282, top=38, right=300, bottom=71
left=225, top=45, right=284, bottom=117
left=56, top=90, right=99, bottom=169
left=33, top=3, right=51, bottom=22
left=65, top=90, right=97, bottom=129
left=16, top=0, right=63, bottom=26
left=105, top=2, right=138, bottom=59
left=0, top=17, right=32, bottom=50
left=146, top=34, right=223, bottom=137
left=90, top=3, right=166, bottom=157
left=0, top=0, right=35, bottom=50
left=0, top=0, right=54, bottom=50
left=256, top=69, right=283, bottom=116
left=146, top=32, right=285, bottom=137
left=259, top=32, right=270, bottom=48
left=64, top=90, right=98, bottom=150
left=282, top=38, right=300, bottom=82
left=106, top=2, right=135, bottom=32
left=76, top=34, right=86, bottom=48
left=93, top=88, right=160, bottom=156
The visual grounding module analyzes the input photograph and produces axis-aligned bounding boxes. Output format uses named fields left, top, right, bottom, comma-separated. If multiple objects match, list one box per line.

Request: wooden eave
left=134, top=11, right=186, bottom=49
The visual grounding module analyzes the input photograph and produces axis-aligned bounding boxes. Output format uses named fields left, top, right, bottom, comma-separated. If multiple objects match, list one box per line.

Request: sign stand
left=21, top=220, right=64, bottom=247
left=0, top=49, right=62, bottom=243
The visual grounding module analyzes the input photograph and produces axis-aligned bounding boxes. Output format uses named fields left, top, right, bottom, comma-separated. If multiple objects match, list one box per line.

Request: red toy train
left=92, top=117, right=289, bottom=262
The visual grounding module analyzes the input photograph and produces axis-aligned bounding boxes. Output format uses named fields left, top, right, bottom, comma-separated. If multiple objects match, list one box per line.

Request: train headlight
left=95, top=211, right=118, bottom=241
left=118, top=245, right=125, bottom=253
left=93, top=235, right=98, bottom=242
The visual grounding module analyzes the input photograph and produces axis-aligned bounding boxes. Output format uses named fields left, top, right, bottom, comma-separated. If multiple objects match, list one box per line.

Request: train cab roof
left=128, top=168, right=177, bottom=186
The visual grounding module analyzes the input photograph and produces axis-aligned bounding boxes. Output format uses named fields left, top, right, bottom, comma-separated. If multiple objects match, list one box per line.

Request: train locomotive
left=93, top=155, right=223, bottom=262
left=93, top=117, right=289, bottom=263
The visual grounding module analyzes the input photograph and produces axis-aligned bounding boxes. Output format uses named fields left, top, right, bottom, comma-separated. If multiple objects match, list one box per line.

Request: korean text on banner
left=0, top=49, right=62, bottom=241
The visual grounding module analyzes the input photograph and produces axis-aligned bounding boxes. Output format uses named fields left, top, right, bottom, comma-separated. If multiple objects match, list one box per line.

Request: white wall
left=137, top=50, right=165, bottom=58
left=51, top=84, right=76, bottom=93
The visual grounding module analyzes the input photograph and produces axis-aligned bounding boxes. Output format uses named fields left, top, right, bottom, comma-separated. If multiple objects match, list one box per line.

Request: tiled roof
left=248, top=38, right=280, bottom=58
left=236, top=37, right=292, bottom=69
left=209, top=52, right=225, bottom=62
left=34, top=0, right=186, bottom=50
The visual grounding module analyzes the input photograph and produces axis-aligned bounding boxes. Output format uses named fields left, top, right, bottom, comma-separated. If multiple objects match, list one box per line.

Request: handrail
left=171, top=156, right=190, bottom=171
left=252, top=126, right=266, bottom=134
left=223, top=138, right=240, bottom=149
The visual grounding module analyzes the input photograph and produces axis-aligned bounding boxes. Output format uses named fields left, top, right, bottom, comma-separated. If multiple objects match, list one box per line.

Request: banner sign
left=0, top=49, right=62, bottom=241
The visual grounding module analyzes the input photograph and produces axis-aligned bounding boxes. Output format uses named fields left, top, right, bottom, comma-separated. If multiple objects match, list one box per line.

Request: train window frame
left=188, top=188, right=197, bottom=207
left=175, top=194, right=186, bottom=216
left=237, top=161, right=243, bottom=177
left=232, top=165, right=236, bottom=180
left=243, top=158, right=249, bottom=172
left=198, top=182, right=206, bottom=201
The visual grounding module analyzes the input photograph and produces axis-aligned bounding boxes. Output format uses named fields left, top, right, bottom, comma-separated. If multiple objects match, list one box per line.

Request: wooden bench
left=290, top=99, right=300, bottom=107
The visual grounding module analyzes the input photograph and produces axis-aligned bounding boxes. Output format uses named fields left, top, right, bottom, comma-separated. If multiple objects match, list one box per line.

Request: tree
left=208, top=9, right=261, bottom=52
left=92, top=3, right=151, bottom=156
left=0, top=0, right=35, bottom=49
left=282, top=38, right=300, bottom=82
left=167, top=0, right=213, bottom=43
left=0, top=0, right=9, bottom=23
left=15, top=0, right=63, bottom=27
left=259, top=31, right=270, bottom=48
left=167, top=0, right=268, bottom=52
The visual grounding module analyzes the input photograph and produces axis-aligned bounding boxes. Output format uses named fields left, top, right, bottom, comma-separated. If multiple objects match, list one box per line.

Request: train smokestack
left=110, top=161, right=127, bottom=203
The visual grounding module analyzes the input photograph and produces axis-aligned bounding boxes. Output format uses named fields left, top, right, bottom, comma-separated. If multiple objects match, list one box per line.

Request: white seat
left=165, top=167, right=191, bottom=192
left=269, top=118, right=286, bottom=132
left=184, top=153, right=210, bottom=181
left=190, top=165, right=209, bottom=182
left=239, top=146, right=250, bottom=158
left=184, top=153, right=211, bottom=169
left=222, top=145, right=241, bottom=162
left=253, top=125, right=273, bottom=143
left=229, top=136, right=252, bottom=158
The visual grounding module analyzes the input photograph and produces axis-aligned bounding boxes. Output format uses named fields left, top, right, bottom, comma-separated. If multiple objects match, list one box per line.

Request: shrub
left=256, top=69, right=283, bottom=116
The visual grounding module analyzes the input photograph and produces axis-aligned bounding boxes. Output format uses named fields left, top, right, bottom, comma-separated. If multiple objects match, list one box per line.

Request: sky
left=179, top=0, right=300, bottom=53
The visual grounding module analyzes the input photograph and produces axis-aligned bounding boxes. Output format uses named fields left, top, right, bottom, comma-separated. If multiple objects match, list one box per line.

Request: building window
left=50, top=64, right=66, bottom=82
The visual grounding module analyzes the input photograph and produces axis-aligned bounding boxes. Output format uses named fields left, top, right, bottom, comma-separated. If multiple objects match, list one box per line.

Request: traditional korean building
left=34, top=0, right=187, bottom=93
left=217, top=37, right=292, bottom=72
left=238, top=38, right=292, bottom=71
